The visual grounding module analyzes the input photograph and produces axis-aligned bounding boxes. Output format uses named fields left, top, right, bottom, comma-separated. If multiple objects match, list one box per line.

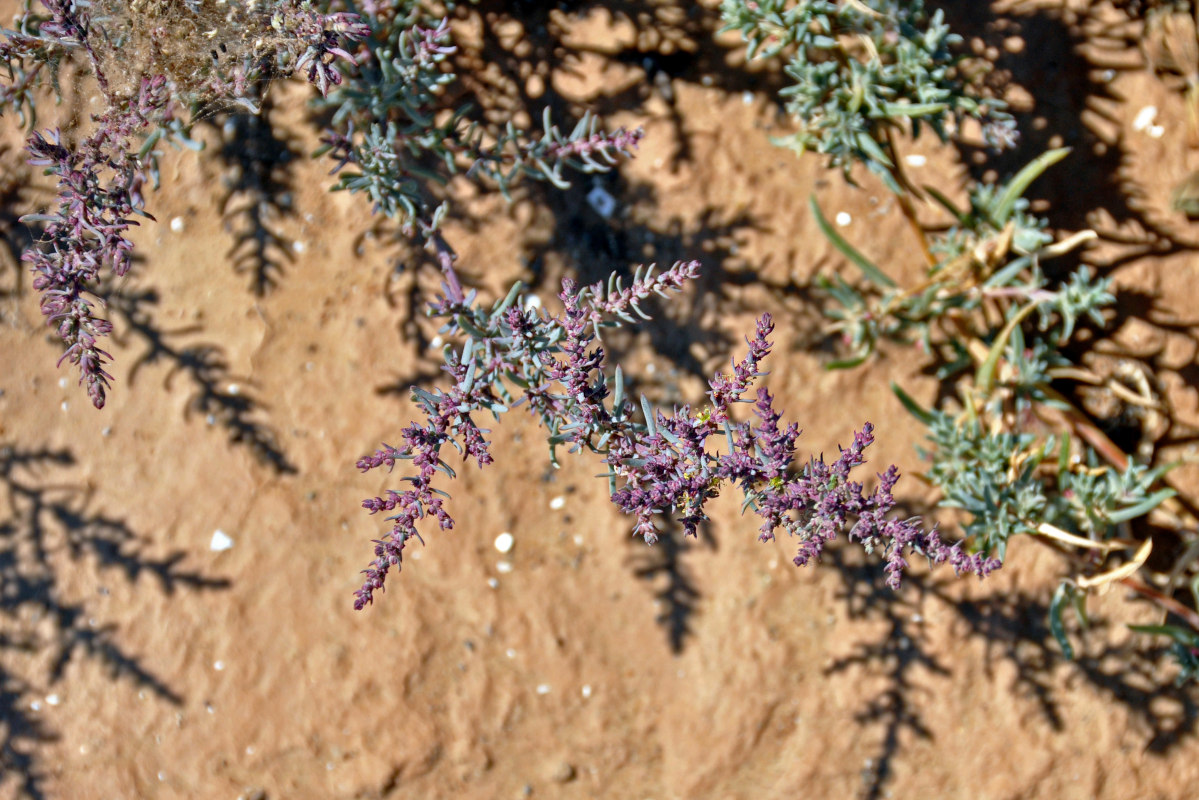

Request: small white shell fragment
left=293, top=240, right=306, bottom=253
left=1149, top=124, right=1165, bottom=139
left=60, top=401, right=69, bottom=412
left=835, top=211, right=852, bottom=227
left=904, top=154, right=927, bottom=167
left=487, top=578, right=499, bottom=589
left=46, top=694, right=60, bottom=706
left=742, top=91, right=754, bottom=105
left=1133, top=105, right=1158, bottom=132
left=210, top=529, right=234, bottom=552
left=59, top=377, right=68, bottom=388
left=586, top=186, right=616, bottom=219
left=524, top=294, right=542, bottom=311
left=506, top=648, right=517, bottom=658
left=227, top=383, right=240, bottom=396
left=430, top=335, right=444, bottom=349
left=536, top=683, right=551, bottom=695
left=549, top=496, right=566, bottom=511
left=496, top=560, right=513, bottom=574
left=213, top=660, right=225, bottom=671
left=581, top=684, right=592, bottom=698
left=170, top=216, right=185, bottom=233
left=494, top=532, right=514, bottom=553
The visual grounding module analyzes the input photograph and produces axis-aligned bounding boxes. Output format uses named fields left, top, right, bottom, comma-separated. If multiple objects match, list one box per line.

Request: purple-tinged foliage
left=355, top=261, right=998, bottom=609
left=22, top=76, right=169, bottom=409
left=282, top=6, right=372, bottom=97
left=6, top=1, right=371, bottom=408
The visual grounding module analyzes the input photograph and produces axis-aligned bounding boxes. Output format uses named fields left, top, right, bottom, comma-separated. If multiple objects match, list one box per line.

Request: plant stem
left=883, top=129, right=936, bottom=269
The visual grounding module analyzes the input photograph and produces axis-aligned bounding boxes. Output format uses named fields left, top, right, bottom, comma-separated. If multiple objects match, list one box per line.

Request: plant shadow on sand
left=824, top=538, right=1198, bottom=800
left=204, top=93, right=301, bottom=298
left=100, top=278, right=297, bottom=474
left=0, top=445, right=230, bottom=799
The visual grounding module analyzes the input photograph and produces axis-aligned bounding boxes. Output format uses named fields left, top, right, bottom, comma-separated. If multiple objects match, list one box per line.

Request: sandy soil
left=3, top=1, right=1199, bottom=798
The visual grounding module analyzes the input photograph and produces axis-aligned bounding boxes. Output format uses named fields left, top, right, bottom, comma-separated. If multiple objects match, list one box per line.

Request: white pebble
left=213, top=660, right=225, bottom=671
left=46, top=694, right=60, bottom=706
left=60, top=401, right=69, bottom=412
left=835, top=211, right=852, bottom=227
left=226, top=383, right=240, bottom=396
left=524, top=294, right=542, bottom=311
left=494, top=532, right=514, bottom=553
left=742, top=91, right=755, bottom=105
left=170, top=216, right=185, bottom=233
left=1149, top=124, right=1165, bottom=139
left=430, top=335, right=444, bottom=349
left=506, top=648, right=517, bottom=658
left=549, top=496, right=566, bottom=511
left=536, top=683, right=551, bottom=695
left=581, top=684, right=592, bottom=698
left=30, top=700, right=42, bottom=711
left=487, top=578, right=499, bottom=589
left=904, top=154, right=927, bottom=167
left=58, top=377, right=68, bottom=388
left=1133, top=105, right=1158, bottom=132
left=573, top=534, right=584, bottom=546
left=293, top=240, right=306, bottom=254
left=586, top=186, right=617, bottom=219
left=496, top=560, right=513, bottom=574
left=210, top=529, right=234, bottom=552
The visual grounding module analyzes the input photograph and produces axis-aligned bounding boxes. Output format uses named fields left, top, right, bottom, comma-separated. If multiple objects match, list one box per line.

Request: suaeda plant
left=721, top=0, right=1198, bottom=673
left=2, top=0, right=641, bottom=408
left=2, top=1, right=1001, bottom=617
left=352, top=259, right=999, bottom=609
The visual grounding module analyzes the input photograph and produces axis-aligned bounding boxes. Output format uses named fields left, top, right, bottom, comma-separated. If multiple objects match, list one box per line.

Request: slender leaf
left=810, top=196, right=897, bottom=287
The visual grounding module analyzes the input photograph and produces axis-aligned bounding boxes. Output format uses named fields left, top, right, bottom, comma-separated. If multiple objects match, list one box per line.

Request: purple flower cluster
left=544, top=127, right=646, bottom=168
left=10, top=1, right=372, bottom=408
left=280, top=6, right=371, bottom=97
left=407, top=19, right=458, bottom=64
left=23, top=76, right=169, bottom=409
left=354, top=260, right=998, bottom=608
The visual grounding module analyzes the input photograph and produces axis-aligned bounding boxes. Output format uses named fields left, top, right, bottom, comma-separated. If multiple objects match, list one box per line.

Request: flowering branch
left=354, top=261, right=998, bottom=608
left=7, top=1, right=372, bottom=408
left=21, top=77, right=169, bottom=408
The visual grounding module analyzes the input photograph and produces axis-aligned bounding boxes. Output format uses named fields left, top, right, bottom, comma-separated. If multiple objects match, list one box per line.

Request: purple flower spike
left=356, top=261, right=998, bottom=608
